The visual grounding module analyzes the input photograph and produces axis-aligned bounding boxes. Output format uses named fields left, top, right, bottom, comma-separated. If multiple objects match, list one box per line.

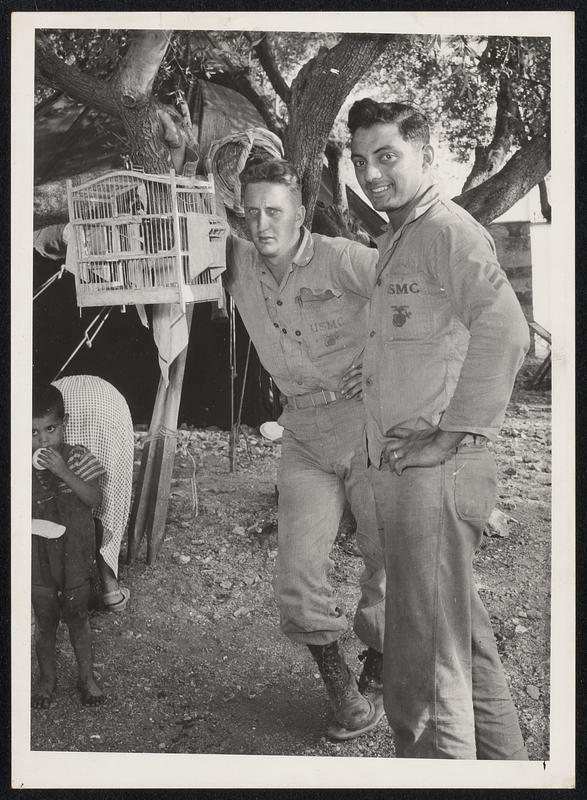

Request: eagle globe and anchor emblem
left=392, top=305, right=412, bottom=327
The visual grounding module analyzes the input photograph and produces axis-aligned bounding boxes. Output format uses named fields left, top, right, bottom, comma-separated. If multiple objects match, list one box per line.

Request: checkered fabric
left=53, top=375, right=134, bottom=577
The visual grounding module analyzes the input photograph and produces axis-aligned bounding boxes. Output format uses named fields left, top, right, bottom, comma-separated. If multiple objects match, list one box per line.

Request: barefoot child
left=32, top=384, right=106, bottom=707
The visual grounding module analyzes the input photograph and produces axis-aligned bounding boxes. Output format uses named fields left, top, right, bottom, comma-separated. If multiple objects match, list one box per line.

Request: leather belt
left=286, top=389, right=343, bottom=410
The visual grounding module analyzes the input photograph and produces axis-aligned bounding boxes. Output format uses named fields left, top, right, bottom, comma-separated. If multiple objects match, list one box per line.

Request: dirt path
left=30, top=358, right=551, bottom=760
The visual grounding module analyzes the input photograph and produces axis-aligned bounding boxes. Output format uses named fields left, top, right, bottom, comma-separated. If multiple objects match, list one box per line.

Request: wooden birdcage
left=66, top=169, right=228, bottom=310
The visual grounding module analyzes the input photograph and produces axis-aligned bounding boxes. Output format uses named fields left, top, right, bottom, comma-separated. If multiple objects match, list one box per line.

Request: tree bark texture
left=34, top=168, right=114, bottom=228
left=36, top=31, right=197, bottom=177
left=36, top=34, right=118, bottom=116
left=325, top=139, right=349, bottom=215
left=105, top=30, right=192, bottom=173
left=111, top=30, right=172, bottom=104
left=114, top=101, right=176, bottom=173
left=462, top=73, right=523, bottom=192
left=285, top=34, right=392, bottom=225
left=454, top=134, right=550, bottom=226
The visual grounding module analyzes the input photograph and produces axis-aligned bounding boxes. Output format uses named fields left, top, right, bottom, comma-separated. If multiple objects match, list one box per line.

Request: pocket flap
left=299, top=286, right=342, bottom=303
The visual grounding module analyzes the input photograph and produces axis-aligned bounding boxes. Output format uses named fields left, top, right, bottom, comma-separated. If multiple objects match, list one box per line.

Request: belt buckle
left=461, top=433, right=486, bottom=448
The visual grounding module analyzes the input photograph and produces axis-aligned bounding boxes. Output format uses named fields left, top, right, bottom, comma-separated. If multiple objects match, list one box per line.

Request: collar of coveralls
left=377, top=182, right=443, bottom=250
left=253, top=226, right=315, bottom=276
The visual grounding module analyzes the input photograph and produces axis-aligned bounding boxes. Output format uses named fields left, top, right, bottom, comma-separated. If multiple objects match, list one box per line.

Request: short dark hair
left=240, top=159, right=303, bottom=204
left=348, top=99, right=430, bottom=145
left=33, top=383, right=65, bottom=420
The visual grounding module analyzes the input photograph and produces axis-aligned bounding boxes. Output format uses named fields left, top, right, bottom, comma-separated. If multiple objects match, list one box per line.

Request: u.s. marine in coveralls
left=349, top=97, right=530, bottom=759
left=225, top=159, right=385, bottom=739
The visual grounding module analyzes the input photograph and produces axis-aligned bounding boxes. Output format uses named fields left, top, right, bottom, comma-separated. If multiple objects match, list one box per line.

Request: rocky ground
left=30, top=356, right=551, bottom=762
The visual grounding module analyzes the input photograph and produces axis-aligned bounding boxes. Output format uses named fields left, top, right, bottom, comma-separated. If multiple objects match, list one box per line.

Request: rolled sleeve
left=336, top=240, right=379, bottom=298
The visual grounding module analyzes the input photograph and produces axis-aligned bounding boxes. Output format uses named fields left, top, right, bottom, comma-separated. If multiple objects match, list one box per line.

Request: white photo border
left=11, top=9, right=575, bottom=789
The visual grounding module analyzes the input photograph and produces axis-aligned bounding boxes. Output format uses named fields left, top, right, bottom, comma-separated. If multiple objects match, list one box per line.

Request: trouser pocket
left=453, top=448, right=497, bottom=524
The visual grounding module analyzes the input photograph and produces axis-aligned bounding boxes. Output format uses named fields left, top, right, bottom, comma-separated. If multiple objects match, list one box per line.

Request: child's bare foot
left=32, top=680, right=55, bottom=709
left=78, top=677, right=105, bottom=707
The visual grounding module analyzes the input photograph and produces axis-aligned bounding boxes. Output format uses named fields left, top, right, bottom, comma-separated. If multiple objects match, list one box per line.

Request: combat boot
left=308, top=641, right=384, bottom=741
left=357, top=647, right=383, bottom=695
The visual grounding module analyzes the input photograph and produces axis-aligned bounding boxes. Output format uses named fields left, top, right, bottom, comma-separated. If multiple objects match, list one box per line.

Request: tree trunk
left=462, top=74, right=523, bottom=192
left=115, top=101, right=177, bottom=173
left=285, top=34, right=392, bottom=225
left=310, top=139, right=355, bottom=239
left=36, top=31, right=197, bottom=178
left=110, top=30, right=198, bottom=173
left=325, top=139, right=348, bottom=215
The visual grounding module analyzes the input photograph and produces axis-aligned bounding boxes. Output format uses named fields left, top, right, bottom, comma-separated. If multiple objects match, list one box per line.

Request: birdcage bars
left=66, top=169, right=227, bottom=310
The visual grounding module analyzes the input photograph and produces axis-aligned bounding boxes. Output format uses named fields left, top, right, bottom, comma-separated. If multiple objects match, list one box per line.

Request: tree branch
left=35, top=32, right=117, bottom=116
left=35, top=89, right=63, bottom=116
left=454, top=134, right=550, bottom=225
left=111, top=30, right=172, bottom=108
left=461, top=73, right=523, bottom=192
left=35, top=168, right=114, bottom=228
left=253, top=33, right=292, bottom=105
left=478, top=35, right=497, bottom=69
left=108, top=31, right=197, bottom=174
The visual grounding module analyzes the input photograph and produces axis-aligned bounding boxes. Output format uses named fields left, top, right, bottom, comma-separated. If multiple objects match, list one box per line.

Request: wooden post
left=146, top=335, right=191, bottom=564
left=127, top=305, right=193, bottom=563
left=126, top=373, right=167, bottom=562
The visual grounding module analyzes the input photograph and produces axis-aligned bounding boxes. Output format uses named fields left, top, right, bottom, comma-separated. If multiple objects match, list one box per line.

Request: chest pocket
left=381, top=269, right=446, bottom=342
left=298, top=286, right=364, bottom=361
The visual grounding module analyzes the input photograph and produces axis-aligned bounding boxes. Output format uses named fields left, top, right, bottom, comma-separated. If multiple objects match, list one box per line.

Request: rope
left=52, top=308, right=112, bottom=381
left=177, top=431, right=201, bottom=517
left=186, top=447, right=199, bottom=516
left=229, top=296, right=237, bottom=472
left=33, top=265, right=66, bottom=301
left=234, top=337, right=253, bottom=460
left=141, top=425, right=179, bottom=445
left=141, top=426, right=200, bottom=516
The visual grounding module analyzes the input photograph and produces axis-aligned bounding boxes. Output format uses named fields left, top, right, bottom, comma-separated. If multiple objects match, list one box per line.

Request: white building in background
left=494, top=179, right=552, bottom=357
left=496, top=178, right=551, bottom=332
